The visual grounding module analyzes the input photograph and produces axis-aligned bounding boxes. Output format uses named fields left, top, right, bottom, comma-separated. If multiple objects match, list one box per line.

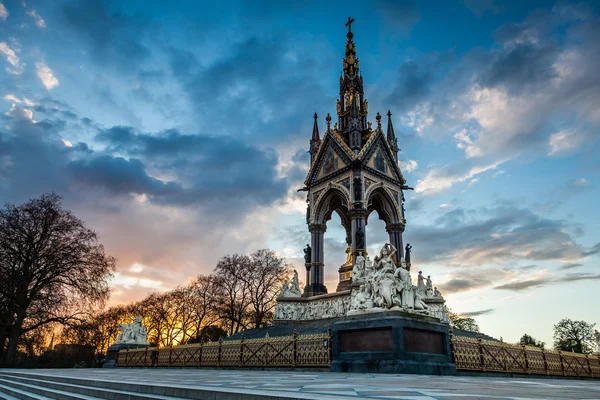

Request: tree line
left=0, top=193, right=291, bottom=365
left=60, top=250, right=291, bottom=355
left=447, top=308, right=597, bottom=354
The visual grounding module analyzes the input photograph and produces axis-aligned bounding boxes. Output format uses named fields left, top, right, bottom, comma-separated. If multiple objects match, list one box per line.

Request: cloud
left=463, top=0, right=504, bottom=17
left=36, top=61, right=59, bottom=89
left=548, top=129, right=585, bottom=156
left=374, top=0, right=422, bottom=34
left=399, top=159, right=418, bottom=173
left=409, top=202, right=588, bottom=267
left=5, top=104, right=34, bottom=122
left=494, top=273, right=600, bottom=292
left=461, top=308, right=495, bottom=317
left=0, top=3, right=8, bottom=21
left=415, top=160, right=502, bottom=195
left=0, top=41, right=23, bottom=74
left=26, top=9, right=45, bottom=28
left=558, top=263, right=583, bottom=270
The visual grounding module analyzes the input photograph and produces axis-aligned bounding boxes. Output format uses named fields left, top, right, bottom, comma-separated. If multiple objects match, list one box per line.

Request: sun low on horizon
left=1, top=0, right=599, bottom=348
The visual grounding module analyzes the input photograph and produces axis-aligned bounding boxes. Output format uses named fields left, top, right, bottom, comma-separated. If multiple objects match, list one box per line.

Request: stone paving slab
left=2, top=368, right=600, bottom=400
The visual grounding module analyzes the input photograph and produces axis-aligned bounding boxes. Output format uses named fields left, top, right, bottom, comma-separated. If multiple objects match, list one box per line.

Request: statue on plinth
left=405, top=243, right=412, bottom=263
left=280, top=271, right=302, bottom=298
left=115, top=315, right=149, bottom=345
left=355, top=225, right=365, bottom=250
left=304, top=244, right=311, bottom=264
left=426, top=275, right=434, bottom=297
left=352, top=251, right=366, bottom=281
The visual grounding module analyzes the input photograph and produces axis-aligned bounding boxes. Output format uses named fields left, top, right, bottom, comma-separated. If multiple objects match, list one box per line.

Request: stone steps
left=0, top=373, right=186, bottom=400
left=0, top=371, right=305, bottom=400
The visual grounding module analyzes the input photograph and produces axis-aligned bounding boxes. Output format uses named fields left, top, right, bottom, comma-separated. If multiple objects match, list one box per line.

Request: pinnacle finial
left=376, top=112, right=382, bottom=128
left=345, top=17, right=355, bottom=35
left=313, top=112, right=318, bottom=120
left=387, top=110, right=392, bottom=118
left=326, top=113, right=332, bottom=130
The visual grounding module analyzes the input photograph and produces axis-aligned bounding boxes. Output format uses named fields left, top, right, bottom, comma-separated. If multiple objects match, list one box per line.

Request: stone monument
left=272, top=18, right=454, bottom=375
left=103, top=315, right=150, bottom=368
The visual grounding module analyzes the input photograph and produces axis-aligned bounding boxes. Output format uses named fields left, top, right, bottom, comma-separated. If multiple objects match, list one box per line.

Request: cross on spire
left=345, top=17, right=355, bottom=35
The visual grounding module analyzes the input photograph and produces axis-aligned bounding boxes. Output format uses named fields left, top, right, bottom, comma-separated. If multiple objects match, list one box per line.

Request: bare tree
left=213, top=254, right=252, bottom=335
left=0, top=194, right=115, bottom=365
left=245, top=249, right=291, bottom=328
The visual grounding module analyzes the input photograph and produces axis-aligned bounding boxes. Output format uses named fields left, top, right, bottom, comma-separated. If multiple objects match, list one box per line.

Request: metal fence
left=451, top=333, right=600, bottom=378
left=116, top=331, right=331, bottom=368
left=117, top=328, right=600, bottom=378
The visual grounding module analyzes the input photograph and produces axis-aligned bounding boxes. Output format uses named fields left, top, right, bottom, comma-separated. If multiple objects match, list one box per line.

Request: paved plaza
left=2, top=368, right=599, bottom=399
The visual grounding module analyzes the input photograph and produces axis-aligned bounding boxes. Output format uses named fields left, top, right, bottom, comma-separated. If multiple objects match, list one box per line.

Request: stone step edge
left=0, top=387, right=22, bottom=400
left=0, top=383, right=52, bottom=400
left=0, top=372, right=339, bottom=400
left=0, top=376, right=183, bottom=400
left=0, top=378, right=98, bottom=400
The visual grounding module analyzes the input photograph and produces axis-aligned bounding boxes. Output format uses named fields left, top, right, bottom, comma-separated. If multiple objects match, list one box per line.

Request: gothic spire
left=387, top=110, right=399, bottom=159
left=309, top=112, right=321, bottom=163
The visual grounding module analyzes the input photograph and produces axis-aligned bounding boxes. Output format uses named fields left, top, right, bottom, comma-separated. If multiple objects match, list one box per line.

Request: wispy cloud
left=0, top=41, right=23, bottom=75
left=36, top=61, right=59, bottom=89
left=0, top=3, right=8, bottom=21
left=26, top=9, right=45, bottom=28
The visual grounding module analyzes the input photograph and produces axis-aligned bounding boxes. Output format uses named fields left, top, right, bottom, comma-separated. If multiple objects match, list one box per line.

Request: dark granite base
left=103, top=343, right=148, bottom=368
left=331, top=312, right=456, bottom=375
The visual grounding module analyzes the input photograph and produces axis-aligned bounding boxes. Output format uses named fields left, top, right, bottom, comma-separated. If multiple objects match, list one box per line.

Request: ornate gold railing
left=116, top=330, right=331, bottom=368
left=451, top=332, right=600, bottom=378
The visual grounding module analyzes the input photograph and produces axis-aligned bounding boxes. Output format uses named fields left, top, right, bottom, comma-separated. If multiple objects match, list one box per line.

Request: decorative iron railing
left=116, top=327, right=600, bottom=378
left=116, top=330, right=331, bottom=368
left=450, top=331, right=600, bottom=378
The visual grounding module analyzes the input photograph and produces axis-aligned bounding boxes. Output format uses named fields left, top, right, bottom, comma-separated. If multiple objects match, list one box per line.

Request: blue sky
left=1, top=0, right=599, bottom=345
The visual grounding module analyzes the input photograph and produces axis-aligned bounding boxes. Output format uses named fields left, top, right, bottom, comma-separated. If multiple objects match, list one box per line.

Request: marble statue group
left=115, top=315, right=149, bottom=345
left=348, top=243, right=441, bottom=316
left=275, top=243, right=447, bottom=322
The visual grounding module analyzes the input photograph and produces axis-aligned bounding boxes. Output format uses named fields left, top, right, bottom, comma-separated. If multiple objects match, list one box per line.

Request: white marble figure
left=115, top=315, right=149, bottom=345
left=595, top=329, right=600, bottom=354
left=288, top=270, right=302, bottom=296
left=280, top=272, right=302, bottom=298
left=433, top=287, right=442, bottom=298
left=413, top=287, right=428, bottom=311
left=426, top=275, right=434, bottom=297
left=352, top=251, right=366, bottom=281
left=279, top=280, right=290, bottom=297
left=417, top=271, right=426, bottom=295
left=347, top=243, right=432, bottom=317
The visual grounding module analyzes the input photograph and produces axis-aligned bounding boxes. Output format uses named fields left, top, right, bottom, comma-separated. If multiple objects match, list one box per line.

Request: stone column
left=386, top=223, right=405, bottom=266
left=304, top=223, right=327, bottom=296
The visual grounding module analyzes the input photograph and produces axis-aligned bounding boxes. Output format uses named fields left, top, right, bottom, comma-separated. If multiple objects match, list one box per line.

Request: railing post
left=328, top=326, right=333, bottom=364
left=501, top=339, right=508, bottom=372
left=218, top=338, right=222, bottom=368
left=168, top=347, right=173, bottom=367
left=144, top=348, right=148, bottom=368
left=522, top=345, right=529, bottom=373
left=198, top=343, right=203, bottom=367
left=541, top=347, right=549, bottom=375
left=448, top=326, right=456, bottom=364
left=477, top=333, right=485, bottom=372
left=585, top=354, right=592, bottom=377
left=240, top=335, right=244, bottom=367
left=264, top=333, right=269, bottom=367
left=559, top=350, right=565, bottom=376
left=293, top=329, right=298, bottom=368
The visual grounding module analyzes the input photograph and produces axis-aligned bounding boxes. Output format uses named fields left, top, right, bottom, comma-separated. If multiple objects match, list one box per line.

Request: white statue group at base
left=348, top=243, right=442, bottom=316
left=278, top=270, right=302, bottom=298
left=114, top=315, right=149, bottom=345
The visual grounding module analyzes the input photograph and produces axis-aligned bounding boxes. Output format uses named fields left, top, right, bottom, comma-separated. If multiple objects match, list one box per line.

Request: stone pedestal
left=103, top=343, right=148, bottom=368
left=330, top=312, right=456, bottom=375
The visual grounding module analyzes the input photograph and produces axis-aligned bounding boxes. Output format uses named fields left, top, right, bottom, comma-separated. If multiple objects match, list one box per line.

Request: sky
left=0, top=0, right=599, bottom=346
